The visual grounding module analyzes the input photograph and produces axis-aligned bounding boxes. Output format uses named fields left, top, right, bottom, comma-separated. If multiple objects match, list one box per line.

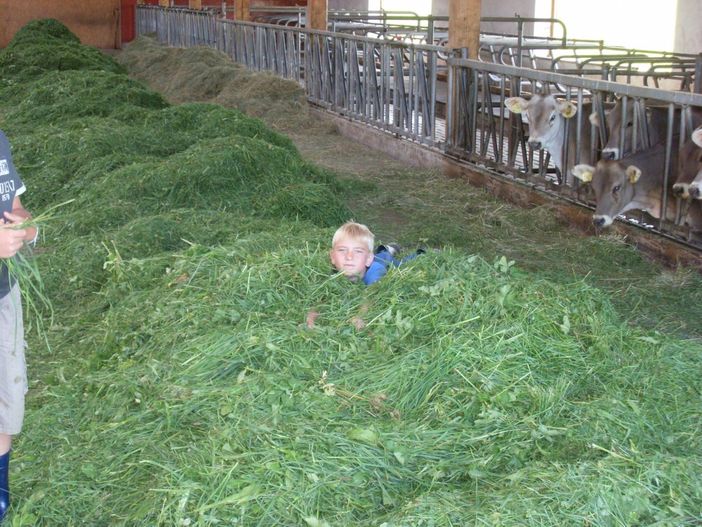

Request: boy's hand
left=351, top=316, right=366, bottom=330
left=351, top=303, right=369, bottom=330
left=3, top=211, right=25, bottom=225
left=0, top=221, right=27, bottom=258
left=306, top=310, right=320, bottom=329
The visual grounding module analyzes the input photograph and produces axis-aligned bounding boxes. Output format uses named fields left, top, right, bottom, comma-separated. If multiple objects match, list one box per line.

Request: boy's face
left=330, top=236, right=374, bottom=279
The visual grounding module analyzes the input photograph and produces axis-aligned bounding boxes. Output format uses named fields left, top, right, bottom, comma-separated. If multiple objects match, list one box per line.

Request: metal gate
left=136, top=6, right=702, bottom=250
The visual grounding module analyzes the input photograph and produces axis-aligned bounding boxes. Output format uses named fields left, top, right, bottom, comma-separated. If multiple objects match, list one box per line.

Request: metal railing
left=135, top=6, right=702, bottom=249
left=446, top=58, right=702, bottom=242
left=138, top=6, right=448, bottom=146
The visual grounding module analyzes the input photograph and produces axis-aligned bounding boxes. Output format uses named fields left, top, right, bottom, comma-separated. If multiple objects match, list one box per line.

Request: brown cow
left=572, top=145, right=686, bottom=227
left=573, top=146, right=702, bottom=236
left=589, top=99, right=668, bottom=160
left=678, top=126, right=702, bottom=200
left=505, top=94, right=592, bottom=184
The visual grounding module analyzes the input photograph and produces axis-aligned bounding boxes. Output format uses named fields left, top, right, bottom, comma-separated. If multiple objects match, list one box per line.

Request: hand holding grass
left=0, top=212, right=32, bottom=258
left=0, top=199, right=75, bottom=338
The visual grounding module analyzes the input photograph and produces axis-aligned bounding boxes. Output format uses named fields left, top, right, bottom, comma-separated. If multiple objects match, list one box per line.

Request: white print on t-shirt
left=0, top=159, right=9, bottom=176
left=0, top=179, right=14, bottom=202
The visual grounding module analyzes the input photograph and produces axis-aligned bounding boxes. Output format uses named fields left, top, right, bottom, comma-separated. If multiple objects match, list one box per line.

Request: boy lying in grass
left=328, top=221, right=422, bottom=285
left=306, top=221, right=424, bottom=328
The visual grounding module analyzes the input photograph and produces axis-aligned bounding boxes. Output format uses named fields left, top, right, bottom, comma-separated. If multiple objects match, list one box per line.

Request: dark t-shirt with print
left=0, top=130, right=26, bottom=299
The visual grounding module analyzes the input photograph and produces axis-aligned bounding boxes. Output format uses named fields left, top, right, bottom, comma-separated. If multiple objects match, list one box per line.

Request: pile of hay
left=1, top=20, right=701, bottom=527
left=23, top=241, right=702, bottom=525
left=116, top=35, right=328, bottom=132
left=0, top=19, right=125, bottom=82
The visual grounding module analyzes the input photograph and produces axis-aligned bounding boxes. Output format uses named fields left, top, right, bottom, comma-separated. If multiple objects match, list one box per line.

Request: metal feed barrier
left=136, top=6, right=702, bottom=250
left=138, top=5, right=448, bottom=145
left=240, top=9, right=702, bottom=93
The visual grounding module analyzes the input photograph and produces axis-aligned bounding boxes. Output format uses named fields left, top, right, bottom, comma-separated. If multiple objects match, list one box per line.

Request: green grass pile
left=0, top=18, right=348, bottom=315
left=1, top=18, right=700, bottom=527
left=116, top=35, right=319, bottom=132
left=2, top=70, right=168, bottom=127
left=0, top=19, right=125, bottom=83
left=19, top=245, right=702, bottom=526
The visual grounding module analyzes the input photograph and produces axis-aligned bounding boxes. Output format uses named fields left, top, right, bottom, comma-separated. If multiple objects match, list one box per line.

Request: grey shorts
left=0, top=284, right=27, bottom=435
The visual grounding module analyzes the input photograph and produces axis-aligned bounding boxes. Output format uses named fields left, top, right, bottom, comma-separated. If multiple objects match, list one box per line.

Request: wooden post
left=189, top=0, right=202, bottom=9
left=449, top=0, right=481, bottom=59
left=307, top=0, right=328, bottom=31
left=158, top=0, right=169, bottom=7
left=234, top=0, right=250, bottom=21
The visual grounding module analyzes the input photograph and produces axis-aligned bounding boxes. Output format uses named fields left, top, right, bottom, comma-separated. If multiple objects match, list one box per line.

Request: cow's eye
left=613, top=184, right=621, bottom=193
left=549, top=113, right=556, bottom=124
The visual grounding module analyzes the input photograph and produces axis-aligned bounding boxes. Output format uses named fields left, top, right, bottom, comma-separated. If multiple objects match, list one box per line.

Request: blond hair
left=332, top=221, right=374, bottom=252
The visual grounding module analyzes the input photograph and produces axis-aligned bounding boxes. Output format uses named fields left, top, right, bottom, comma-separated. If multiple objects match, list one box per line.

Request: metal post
left=516, top=16, right=523, bottom=69
left=446, top=60, right=454, bottom=150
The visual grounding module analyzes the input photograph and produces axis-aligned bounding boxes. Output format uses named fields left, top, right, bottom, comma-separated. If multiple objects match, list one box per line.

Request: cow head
left=673, top=138, right=702, bottom=199
left=572, top=161, right=642, bottom=227
left=505, top=94, right=578, bottom=151
left=589, top=99, right=660, bottom=160
left=685, top=128, right=702, bottom=200
left=693, top=127, right=702, bottom=148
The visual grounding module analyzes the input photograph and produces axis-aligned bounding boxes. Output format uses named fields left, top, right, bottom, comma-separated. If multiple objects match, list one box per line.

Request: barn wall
left=329, top=0, right=367, bottom=11
left=0, top=0, right=121, bottom=48
left=480, top=0, right=535, bottom=37
left=431, top=0, right=536, bottom=35
left=675, top=0, right=702, bottom=55
left=258, top=0, right=305, bottom=6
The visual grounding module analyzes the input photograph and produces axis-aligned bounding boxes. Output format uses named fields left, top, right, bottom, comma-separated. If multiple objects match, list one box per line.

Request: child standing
left=0, top=129, right=37, bottom=523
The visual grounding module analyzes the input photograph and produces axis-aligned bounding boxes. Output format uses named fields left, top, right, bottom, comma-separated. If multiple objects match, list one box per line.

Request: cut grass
left=114, top=37, right=702, bottom=336
left=19, top=245, right=702, bottom=525
left=1, top=21, right=701, bottom=527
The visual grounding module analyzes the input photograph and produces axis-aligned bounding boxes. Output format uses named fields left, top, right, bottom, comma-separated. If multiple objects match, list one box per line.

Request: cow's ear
left=558, top=100, right=578, bottom=119
left=588, top=109, right=609, bottom=127
left=692, top=127, right=702, bottom=148
left=588, top=112, right=600, bottom=127
left=626, top=165, right=642, bottom=183
left=505, top=97, right=528, bottom=114
left=572, top=164, right=595, bottom=183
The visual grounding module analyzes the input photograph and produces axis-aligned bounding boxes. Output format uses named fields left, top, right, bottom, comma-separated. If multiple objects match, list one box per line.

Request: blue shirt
left=0, top=130, right=26, bottom=299
left=363, top=249, right=420, bottom=285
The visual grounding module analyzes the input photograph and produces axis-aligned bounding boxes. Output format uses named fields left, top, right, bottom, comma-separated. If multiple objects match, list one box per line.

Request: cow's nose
left=528, top=140, right=542, bottom=150
left=672, top=183, right=687, bottom=197
left=593, top=216, right=606, bottom=228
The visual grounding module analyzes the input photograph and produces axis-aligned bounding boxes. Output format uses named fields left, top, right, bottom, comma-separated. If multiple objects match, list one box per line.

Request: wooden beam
left=189, top=0, right=202, bottom=8
left=307, top=0, right=328, bottom=31
left=449, top=0, right=481, bottom=59
left=233, top=0, right=249, bottom=21
left=158, top=0, right=169, bottom=7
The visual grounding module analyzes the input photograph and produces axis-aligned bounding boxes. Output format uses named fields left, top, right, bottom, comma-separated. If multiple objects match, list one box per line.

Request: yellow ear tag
left=504, top=97, right=526, bottom=114
left=561, top=102, right=577, bottom=119
left=572, top=164, right=594, bottom=183
left=626, top=166, right=642, bottom=184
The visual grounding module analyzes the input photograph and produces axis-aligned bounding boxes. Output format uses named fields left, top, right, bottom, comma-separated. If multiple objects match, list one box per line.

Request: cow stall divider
left=136, top=5, right=702, bottom=253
